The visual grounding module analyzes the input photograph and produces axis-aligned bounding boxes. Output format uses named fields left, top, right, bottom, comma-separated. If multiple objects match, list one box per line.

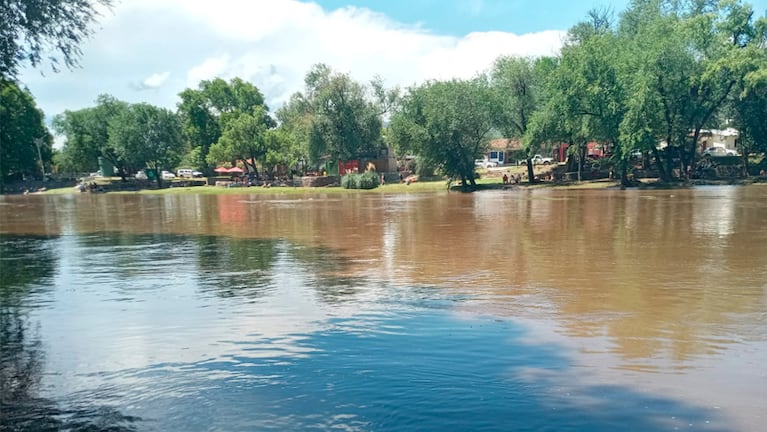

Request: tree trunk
left=620, top=163, right=630, bottom=188
left=742, top=151, right=749, bottom=177
left=651, top=146, right=670, bottom=182
left=526, top=159, right=535, bottom=184
left=0, top=141, right=4, bottom=194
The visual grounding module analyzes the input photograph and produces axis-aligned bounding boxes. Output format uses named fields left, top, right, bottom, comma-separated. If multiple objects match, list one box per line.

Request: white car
left=531, top=154, right=554, bottom=165
left=135, top=171, right=148, bottom=180
left=161, top=170, right=175, bottom=180
left=475, top=159, right=499, bottom=169
left=703, top=146, right=737, bottom=157
left=518, top=155, right=554, bottom=165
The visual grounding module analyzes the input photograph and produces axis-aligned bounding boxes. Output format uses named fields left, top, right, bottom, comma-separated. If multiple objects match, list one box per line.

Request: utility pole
left=34, top=137, right=45, bottom=179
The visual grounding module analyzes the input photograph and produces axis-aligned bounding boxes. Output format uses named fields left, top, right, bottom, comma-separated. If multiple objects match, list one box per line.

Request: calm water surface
left=1, top=187, right=766, bottom=431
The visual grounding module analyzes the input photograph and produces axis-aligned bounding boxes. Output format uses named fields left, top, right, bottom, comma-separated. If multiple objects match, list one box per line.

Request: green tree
left=53, top=94, right=130, bottom=177
left=389, top=78, right=494, bottom=189
left=305, top=64, right=382, bottom=163
left=52, top=108, right=98, bottom=174
left=262, top=127, right=302, bottom=178
left=1, top=0, right=112, bottom=79
left=108, top=103, right=185, bottom=187
left=0, top=79, right=51, bottom=191
left=732, top=72, right=767, bottom=173
left=177, top=77, right=270, bottom=174
left=276, top=92, right=314, bottom=172
left=207, top=106, right=271, bottom=178
left=490, top=55, right=554, bottom=183
left=562, top=21, right=628, bottom=182
left=617, top=0, right=767, bottom=180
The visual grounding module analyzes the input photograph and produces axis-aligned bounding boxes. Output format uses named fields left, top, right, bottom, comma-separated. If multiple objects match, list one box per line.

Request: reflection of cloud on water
left=100, top=311, right=733, bottom=431
left=691, top=187, right=737, bottom=237
left=35, top=234, right=388, bottom=399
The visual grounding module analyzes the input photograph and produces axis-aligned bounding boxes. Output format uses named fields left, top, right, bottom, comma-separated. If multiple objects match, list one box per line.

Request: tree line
left=2, top=0, right=766, bottom=191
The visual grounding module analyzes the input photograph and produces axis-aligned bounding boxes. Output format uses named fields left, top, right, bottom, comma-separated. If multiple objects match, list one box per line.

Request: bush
left=341, top=171, right=380, bottom=189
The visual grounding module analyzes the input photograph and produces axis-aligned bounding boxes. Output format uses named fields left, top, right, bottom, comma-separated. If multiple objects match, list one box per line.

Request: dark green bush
left=341, top=171, right=380, bottom=189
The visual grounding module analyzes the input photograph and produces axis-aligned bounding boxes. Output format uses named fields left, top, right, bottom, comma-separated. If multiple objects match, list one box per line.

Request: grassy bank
left=39, top=176, right=619, bottom=196
left=39, top=166, right=765, bottom=197
left=40, top=178, right=454, bottom=195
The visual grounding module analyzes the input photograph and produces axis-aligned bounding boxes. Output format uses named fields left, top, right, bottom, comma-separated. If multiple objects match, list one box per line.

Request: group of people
left=78, top=182, right=103, bottom=193
left=502, top=172, right=522, bottom=185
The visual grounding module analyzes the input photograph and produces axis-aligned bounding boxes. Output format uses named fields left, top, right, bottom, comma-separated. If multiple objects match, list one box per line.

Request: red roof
left=489, top=138, right=523, bottom=151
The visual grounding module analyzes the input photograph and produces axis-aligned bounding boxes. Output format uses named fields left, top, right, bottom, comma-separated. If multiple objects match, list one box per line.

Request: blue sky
left=315, top=0, right=631, bottom=35
left=19, top=0, right=767, bottom=125
left=315, top=0, right=767, bottom=34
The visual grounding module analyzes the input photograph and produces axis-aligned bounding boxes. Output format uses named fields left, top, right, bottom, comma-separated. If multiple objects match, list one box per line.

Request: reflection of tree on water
left=196, top=236, right=281, bottom=299
left=0, top=235, right=139, bottom=431
left=0, top=236, right=57, bottom=305
left=285, top=244, right=362, bottom=304
left=195, top=236, right=362, bottom=303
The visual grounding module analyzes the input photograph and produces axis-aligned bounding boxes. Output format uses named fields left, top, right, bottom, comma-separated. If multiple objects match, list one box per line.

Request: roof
left=489, top=138, right=523, bottom=151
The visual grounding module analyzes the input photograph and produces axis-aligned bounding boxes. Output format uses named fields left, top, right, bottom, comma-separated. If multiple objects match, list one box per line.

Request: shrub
left=341, top=171, right=380, bottom=189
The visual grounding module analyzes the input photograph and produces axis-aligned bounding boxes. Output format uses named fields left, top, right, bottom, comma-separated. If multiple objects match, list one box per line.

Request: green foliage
left=177, top=78, right=270, bottom=173
left=305, top=64, right=382, bottom=163
left=341, top=170, right=380, bottom=189
left=515, top=0, right=767, bottom=183
left=54, top=94, right=130, bottom=175
left=178, top=147, right=203, bottom=172
left=614, top=0, right=767, bottom=180
left=490, top=56, right=539, bottom=138
left=276, top=92, right=313, bottom=166
left=390, top=78, right=494, bottom=188
left=0, top=0, right=112, bottom=79
left=277, top=64, right=386, bottom=167
left=0, top=79, right=52, bottom=190
left=490, top=55, right=553, bottom=182
left=207, top=106, right=269, bottom=173
left=108, top=103, right=185, bottom=186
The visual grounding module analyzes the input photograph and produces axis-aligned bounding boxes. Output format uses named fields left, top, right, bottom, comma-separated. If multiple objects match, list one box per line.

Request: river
left=1, top=186, right=765, bottom=431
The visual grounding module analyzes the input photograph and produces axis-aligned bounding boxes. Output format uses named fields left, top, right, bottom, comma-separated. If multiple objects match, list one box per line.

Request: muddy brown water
left=1, top=186, right=765, bottom=431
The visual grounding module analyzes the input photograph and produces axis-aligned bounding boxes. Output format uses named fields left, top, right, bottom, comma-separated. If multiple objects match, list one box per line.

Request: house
left=698, top=128, right=739, bottom=153
left=482, top=139, right=525, bottom=165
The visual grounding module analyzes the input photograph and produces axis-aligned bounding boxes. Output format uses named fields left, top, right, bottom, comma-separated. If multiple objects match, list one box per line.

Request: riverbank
left=35, top=177, right=767, bottom=196
left=17, top=165, right=767, bottom=196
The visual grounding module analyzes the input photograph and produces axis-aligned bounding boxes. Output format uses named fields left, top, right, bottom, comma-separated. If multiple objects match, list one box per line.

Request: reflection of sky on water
left=691, top=186, right=737, bottom=237
left=51, top=311, right=734, bottom=432
left=39, top=236, right=385, bottom=385
left=4, top=185, right=767, bottom=432
left=1, top=233, right=743, bottom=431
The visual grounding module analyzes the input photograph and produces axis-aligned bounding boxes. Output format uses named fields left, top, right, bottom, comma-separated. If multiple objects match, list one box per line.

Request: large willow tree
left=389, top=78, right=495, bottom=189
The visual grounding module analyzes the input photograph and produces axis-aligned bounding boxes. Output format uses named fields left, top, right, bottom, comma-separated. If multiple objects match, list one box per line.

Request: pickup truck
left=518, top=154, right=554, bottom=165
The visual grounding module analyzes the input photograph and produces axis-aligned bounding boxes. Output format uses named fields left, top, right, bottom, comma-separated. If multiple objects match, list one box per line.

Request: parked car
left=192, top=170, right=204, bottom=178
left=519, top=155, right=554, bottom=165
left=135, top=171, right=148, bottom=180
left=703, top=146, right=737, bottom=157
left=177, top=168, right=194, bottom=178
left=161, top=170, right=175, bottom=180
left=475, top=159, right=499, bottom=169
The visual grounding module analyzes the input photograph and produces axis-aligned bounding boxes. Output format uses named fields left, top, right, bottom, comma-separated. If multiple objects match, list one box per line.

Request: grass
left=41, top=174, right=622, bottom=196
left=32, top=164, right=636, bottom=196
left=41, top=178, right=454, bottom=196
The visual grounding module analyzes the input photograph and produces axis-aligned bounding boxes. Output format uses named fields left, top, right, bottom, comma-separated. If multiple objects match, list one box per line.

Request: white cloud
left=20, top=0, right=566, bottom=117
left=137, top=71, right=171, bottom=90
left=186, top=55, right=231, bottom=87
